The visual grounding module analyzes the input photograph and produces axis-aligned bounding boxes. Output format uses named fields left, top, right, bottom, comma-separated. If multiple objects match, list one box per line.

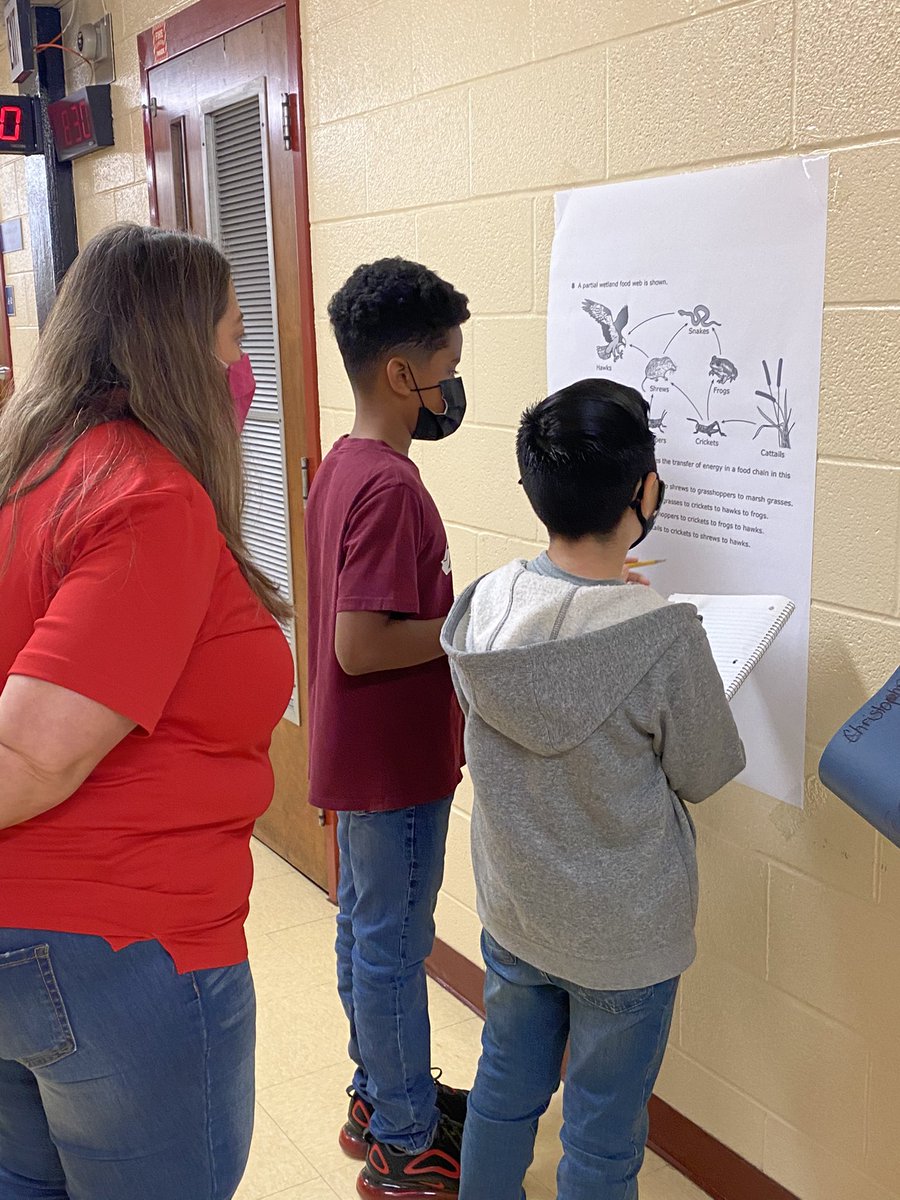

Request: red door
left=0, top=251, right=13, bottom=400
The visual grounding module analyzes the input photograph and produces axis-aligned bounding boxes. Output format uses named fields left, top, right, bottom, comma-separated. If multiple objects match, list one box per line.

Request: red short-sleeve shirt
left=0, top=422, right=295, bottom=972
left=306, top=437, right=463, bottom=811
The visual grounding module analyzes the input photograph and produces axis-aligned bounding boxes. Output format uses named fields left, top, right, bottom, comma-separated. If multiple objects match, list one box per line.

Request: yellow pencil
left=627, top=558, right=666, bottom=569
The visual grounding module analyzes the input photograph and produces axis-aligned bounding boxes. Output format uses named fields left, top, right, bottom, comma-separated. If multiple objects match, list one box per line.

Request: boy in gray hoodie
left=441, top=378, right=745, bottom=1200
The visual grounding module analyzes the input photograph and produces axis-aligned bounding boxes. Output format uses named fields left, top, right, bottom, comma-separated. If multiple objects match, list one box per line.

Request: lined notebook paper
left=668, top=593, right=796, bottom=700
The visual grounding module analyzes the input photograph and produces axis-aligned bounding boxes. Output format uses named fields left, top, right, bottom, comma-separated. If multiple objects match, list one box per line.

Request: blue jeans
left=336, top=796, right=452, bottom=1152
left=460, top=931, right=679, bottom=1200
left=0, top=929, right=255, bottom=1200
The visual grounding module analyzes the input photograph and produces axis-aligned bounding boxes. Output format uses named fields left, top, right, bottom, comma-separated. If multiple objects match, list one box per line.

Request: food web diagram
left=580, top=298, right=795, bottom=450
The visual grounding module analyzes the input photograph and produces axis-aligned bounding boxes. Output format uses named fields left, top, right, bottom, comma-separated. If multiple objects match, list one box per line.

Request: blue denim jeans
left=336, top=796, right=452, bottom=1153
left=0, top=929, right=256, bottom=1200
left=460, top=931, right=679, bottom=1200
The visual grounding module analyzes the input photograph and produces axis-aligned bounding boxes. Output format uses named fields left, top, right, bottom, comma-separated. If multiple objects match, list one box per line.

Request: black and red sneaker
left=431, top=1071, right=468, bottom=1127
left=340, top=1087, right=373, bottom=1160
left=340, top=1076, right=469, bottom=1161
left=357, top=1114, right=463, bottom=1198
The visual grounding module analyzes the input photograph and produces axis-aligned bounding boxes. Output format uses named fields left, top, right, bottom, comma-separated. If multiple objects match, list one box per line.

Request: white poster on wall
left=547, top=157, right=829, bottom=807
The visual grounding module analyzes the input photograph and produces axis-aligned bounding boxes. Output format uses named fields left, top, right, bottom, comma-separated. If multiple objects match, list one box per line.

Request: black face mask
left=408, top=368, right=467, bottom=441
left=630, top=476, right=665, bottom=548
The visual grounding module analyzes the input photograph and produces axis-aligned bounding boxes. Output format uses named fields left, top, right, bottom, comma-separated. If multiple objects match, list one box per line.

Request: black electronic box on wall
left=47, top=86, right=114, bottom=162
left=0, top=85, right=113, bottom=163
left=0, top=94, right=42, bottom=155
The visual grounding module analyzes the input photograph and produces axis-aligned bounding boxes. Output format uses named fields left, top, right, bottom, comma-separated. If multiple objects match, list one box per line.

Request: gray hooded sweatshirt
left=441, top=558, right=746, bottom=991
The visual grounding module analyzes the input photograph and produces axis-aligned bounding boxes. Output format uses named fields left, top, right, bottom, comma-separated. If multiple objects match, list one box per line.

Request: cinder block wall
left=1, top=3, right=898, bottom=1196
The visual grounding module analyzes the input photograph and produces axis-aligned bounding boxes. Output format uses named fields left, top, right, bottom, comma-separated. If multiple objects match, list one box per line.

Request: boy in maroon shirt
left=306, top=259, right=470, bottom=1197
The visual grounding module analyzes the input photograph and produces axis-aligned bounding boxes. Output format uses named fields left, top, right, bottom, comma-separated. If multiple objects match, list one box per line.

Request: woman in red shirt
left=0, top=224, right=295, bottom=1200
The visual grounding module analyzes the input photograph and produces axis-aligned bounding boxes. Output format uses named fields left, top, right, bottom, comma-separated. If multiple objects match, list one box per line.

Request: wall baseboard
left=426, top=935, right=486, bottom=1017
left=645, top=1097, right=798, bottom=1200
left=425, top=937, right=799, bottom=1200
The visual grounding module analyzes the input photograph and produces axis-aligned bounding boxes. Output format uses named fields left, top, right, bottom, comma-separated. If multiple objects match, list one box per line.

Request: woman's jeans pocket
left=0, top=945, right=76, bottom=1069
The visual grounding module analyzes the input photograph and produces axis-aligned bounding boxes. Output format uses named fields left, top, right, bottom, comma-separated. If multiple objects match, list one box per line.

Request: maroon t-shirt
left=306, top=437, right=464, bottom=811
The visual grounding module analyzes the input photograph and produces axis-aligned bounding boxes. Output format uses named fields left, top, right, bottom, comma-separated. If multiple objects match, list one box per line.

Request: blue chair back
left=819, top=668, right=900, bottom=847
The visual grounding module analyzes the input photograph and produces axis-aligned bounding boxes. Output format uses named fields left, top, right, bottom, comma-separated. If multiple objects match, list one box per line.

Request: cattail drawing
left=753, top=358, right=794, bottom=449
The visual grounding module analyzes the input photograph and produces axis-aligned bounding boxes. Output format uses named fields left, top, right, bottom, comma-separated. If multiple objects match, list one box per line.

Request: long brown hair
left=0, top=223, right=291, bottom=621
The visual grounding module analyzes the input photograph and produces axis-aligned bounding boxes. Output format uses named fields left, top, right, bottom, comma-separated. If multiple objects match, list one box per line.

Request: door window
left=204, top=87, right=299, bottom=722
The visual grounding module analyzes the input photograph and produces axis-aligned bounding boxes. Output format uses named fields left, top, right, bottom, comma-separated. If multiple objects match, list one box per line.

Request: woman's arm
left=0, top=675, right=135, bottom=829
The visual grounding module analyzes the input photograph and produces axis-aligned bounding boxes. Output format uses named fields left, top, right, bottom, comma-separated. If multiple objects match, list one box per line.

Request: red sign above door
left=151, top=23, right=168, bottom=63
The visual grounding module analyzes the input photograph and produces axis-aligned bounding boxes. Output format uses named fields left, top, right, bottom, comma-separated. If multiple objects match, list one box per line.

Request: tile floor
left=237, top=838, right=710, bottom=1200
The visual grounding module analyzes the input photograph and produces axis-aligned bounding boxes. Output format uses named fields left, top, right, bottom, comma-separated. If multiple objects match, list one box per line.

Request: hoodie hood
left=442, top=560, right=698, bottom=757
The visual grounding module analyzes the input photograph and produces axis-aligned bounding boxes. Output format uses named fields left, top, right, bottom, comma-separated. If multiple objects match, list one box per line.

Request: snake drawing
left=678, top=304, right=721, bottom=328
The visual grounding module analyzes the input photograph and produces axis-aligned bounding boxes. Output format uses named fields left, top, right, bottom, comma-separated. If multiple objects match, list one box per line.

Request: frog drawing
left=709, top=356, right=738, bottom=385
left=644, top=356, right=677, bottom=383
left=582, top=299, right=628, bottom=362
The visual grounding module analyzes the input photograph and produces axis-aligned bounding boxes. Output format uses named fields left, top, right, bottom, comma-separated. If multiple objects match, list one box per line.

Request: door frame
left=137, top=0, right=338, bottom=901
left=0, top=249, right=14, bottom=395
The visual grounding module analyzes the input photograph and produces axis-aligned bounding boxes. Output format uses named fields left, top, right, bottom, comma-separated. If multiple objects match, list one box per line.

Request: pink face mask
left=225, top=353, right=256, bottom=430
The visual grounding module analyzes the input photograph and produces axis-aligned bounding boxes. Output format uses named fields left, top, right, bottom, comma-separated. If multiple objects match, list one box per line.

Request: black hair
left=517, top=378, right=657, bottom=540
left=328, top=257, right=470, bottom=378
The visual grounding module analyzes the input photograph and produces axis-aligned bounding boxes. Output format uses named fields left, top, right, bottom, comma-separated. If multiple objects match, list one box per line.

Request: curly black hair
left=328, top=258, right=470, bottom=378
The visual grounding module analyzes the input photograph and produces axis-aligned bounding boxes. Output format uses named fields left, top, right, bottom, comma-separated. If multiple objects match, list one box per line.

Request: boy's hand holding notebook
left=668, top=593, right=796, bottom=700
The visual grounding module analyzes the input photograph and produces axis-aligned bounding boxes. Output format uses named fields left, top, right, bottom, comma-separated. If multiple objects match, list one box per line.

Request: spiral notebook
left=668, top=593, right=796, bottom=700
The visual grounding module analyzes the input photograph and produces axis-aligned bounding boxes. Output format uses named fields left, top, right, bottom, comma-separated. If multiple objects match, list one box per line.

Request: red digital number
left=60, top=106, right=74, bottom=147
left=59, top=101, right=93, bottom=148
left=0, top=105, right=22, bottom=143
left=79, top=101, right=93, bottom=142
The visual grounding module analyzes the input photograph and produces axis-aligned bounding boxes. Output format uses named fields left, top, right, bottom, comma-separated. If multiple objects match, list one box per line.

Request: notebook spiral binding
left=727, top=599, right=796, bottom=697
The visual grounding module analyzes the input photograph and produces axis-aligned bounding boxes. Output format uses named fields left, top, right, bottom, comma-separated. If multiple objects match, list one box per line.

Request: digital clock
left=0, top=95, right=42, bottom=155
left=47, top=85, right=113, bottom=162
